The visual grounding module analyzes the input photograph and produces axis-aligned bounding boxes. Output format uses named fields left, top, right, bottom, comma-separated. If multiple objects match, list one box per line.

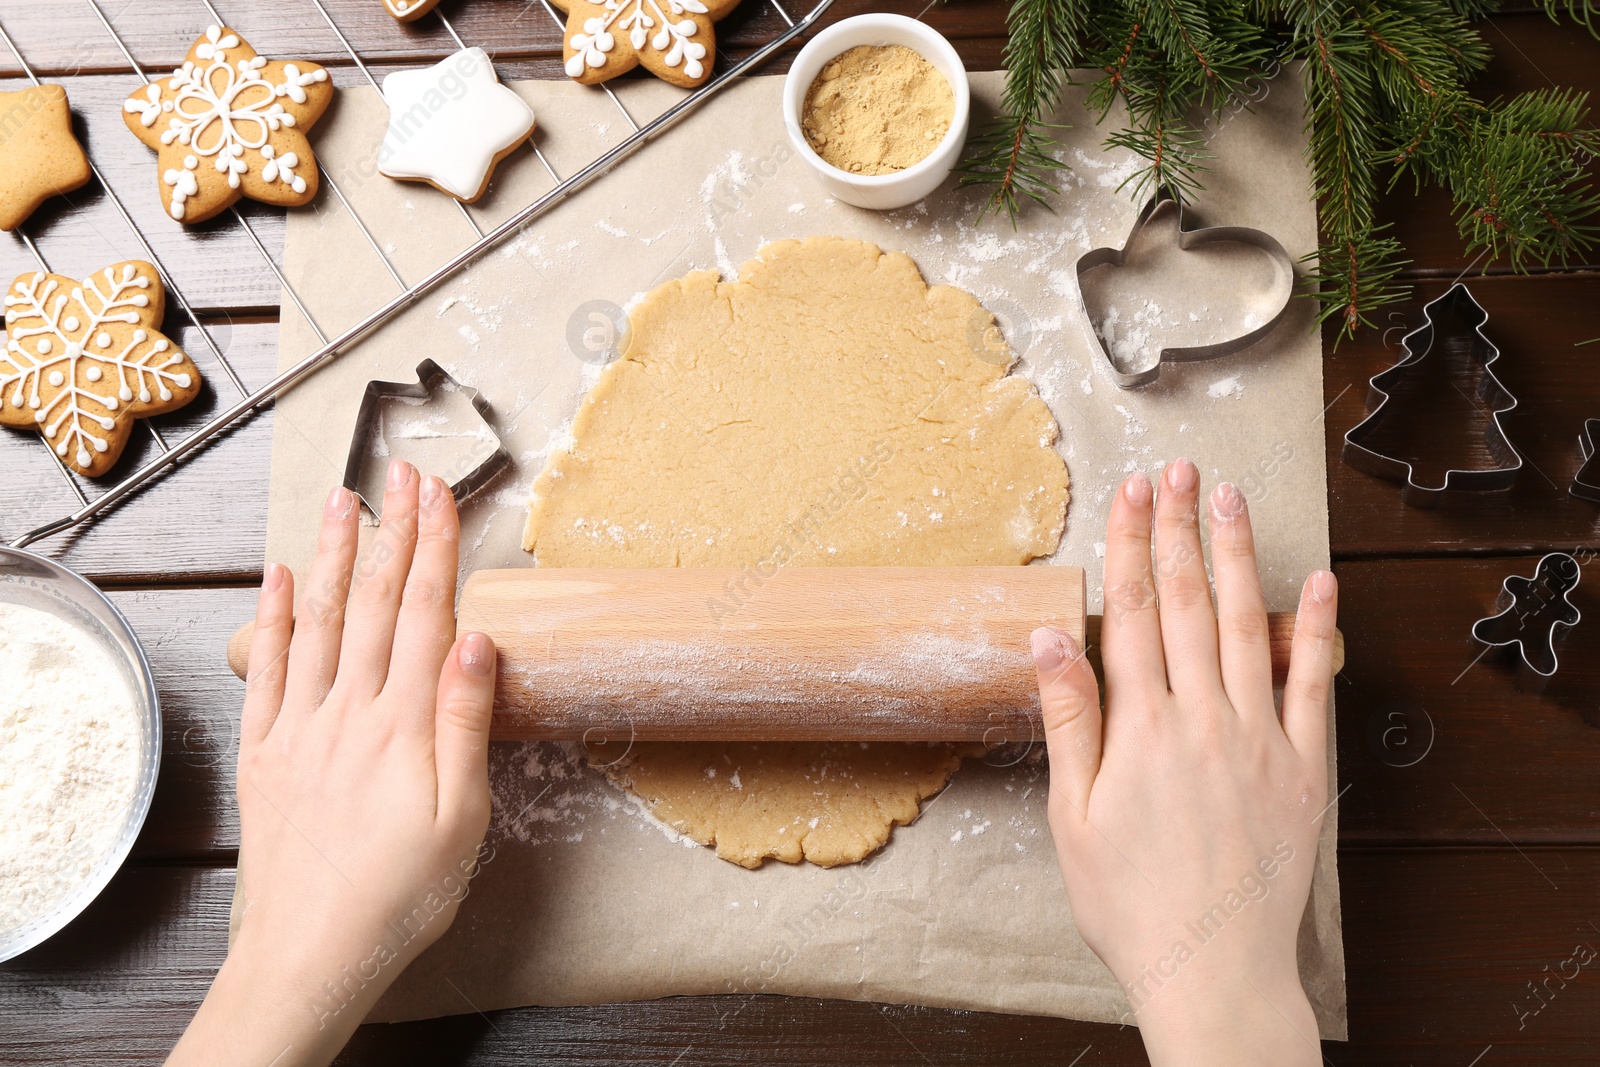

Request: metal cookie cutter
left=1074, top=185, right=1296, bottom=389
left=1471, top=553, right=1582, bottom=678
left=342, top=359, right=509, bottom=515
left=1571, top=418, right=1600, bottom=504
left=1342, top=284, right=1521, bottom=509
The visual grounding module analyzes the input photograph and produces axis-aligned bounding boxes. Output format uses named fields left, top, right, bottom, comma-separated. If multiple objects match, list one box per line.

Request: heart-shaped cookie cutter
left=1074, top=185, right=1296, bottom=389
left=342, top=359, right=509, bottom=516
left=1341, top=284, right=1521, bottom=508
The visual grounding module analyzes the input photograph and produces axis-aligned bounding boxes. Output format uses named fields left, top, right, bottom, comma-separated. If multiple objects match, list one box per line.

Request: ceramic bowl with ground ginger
left=782, top=14, right=970, bottom=210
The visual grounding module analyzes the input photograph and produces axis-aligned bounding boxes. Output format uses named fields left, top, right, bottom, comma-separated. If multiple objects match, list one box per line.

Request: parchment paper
left=262, top=68, right=1346, bottom=1036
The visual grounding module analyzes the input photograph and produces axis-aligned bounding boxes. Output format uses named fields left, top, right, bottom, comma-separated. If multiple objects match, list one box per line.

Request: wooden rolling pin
left=225, top=566, right=1342, bottom=742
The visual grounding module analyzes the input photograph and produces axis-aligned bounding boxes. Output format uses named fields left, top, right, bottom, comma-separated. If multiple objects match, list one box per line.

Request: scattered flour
left=0, top=603, right=141, bottom=933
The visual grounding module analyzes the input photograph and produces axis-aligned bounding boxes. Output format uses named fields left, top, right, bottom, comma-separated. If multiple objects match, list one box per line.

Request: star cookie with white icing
left=1, top=262, right=201, bottom=477
left=383, top=0, right=442, bottom=20
left=551, top=0, right=742, bottom=88
left=122, top=25, right=333, bottom=225
left=378, top=47, right=536, bottom=202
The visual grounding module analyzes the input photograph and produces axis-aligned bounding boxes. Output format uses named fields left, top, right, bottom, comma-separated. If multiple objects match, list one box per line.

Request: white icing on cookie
left=378, top=48, right=536, bottom=202
left=566, top=0, right=711, bottom=80
left=1, top=265, right=192, bottom=469
left=123, top=25, right=328, bottom=220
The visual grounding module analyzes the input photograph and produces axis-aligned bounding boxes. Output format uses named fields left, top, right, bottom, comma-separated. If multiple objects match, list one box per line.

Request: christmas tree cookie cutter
left=1571, top=418, right=1600, bottom=504
left=342, top=359, right=508, bottom=516
left=1342, top=284, right=1521, bottom=509
left=1471, top=553, right=1582, bottom=678
left=1074, top=185, right=1297, bottom=389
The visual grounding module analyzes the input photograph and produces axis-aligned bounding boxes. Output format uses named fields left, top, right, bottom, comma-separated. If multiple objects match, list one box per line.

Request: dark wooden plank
left=1326, top=274, right=1600, bottom=560
left=0, top=320, right=275, bottom=582
left=3, top=849, right=1598, bottom=1063
left=1334, top=555, right=1600, bottom=844
left=1378, top=16, right=1600, bottom=279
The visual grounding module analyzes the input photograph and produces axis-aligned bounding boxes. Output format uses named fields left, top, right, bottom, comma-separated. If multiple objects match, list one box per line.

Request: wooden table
left=2, top=1, right=1597, bottom=1062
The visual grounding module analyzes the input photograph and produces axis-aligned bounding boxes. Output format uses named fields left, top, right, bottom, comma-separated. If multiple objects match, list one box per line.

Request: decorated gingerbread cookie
left=378, top=47, right=536, bottom=202
left=383, top=0, right=442, bottom=20
left=122, top=25, right=333, bottom=224
left=0, top=84, right=92, bottom=232
left=1, top=262, right=201, bottom=477
left=552, top=0, right=741, bottom=88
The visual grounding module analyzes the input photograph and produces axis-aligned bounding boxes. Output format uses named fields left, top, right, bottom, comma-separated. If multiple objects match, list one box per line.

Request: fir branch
left=1308, top=229, right=1411, bottom=330
left=960, top=0, right=1600, bottom=340
left=1533, top=0, right=1599, bottom=37
left=954, top=0, right=1086, bottom=222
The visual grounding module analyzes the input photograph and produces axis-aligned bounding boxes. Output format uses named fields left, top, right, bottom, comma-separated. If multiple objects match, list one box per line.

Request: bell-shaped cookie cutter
left=1074, top=185, right=1297, bottom=389
left=1571, top=418, right=1600, bottom=504
left=1342, top=284, right=1521, bottom=509
left=342, top=359, right=509, bottom=515
left=1470, top=553, right=1582, bottom=678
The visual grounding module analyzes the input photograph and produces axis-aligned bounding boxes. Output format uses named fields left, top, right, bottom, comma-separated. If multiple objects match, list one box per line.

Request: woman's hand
left=1033, top=459, right=1338, bottom=1067
left=169, top=461, right=497, bottom=1067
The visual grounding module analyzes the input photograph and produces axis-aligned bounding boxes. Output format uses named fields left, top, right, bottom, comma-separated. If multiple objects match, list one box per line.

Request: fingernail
left=263, top=561, right=286, bottom=592
left=1030, top=626, right=1079, bottom=670
left=388, top=459, right=412, bottom=492
left=1309, top=569, right=1336, bottom=604
left=1211, top=481, right=1246, bottom=524
left=1166, top=458, right=1198, bottom=492
left=420, top=474, right=446, bottom=511
left=1124, top=471, right=1152, bottom=506
left=460, top=632, right=495, bottom=677
left=325, top=485, right=353, bottom=520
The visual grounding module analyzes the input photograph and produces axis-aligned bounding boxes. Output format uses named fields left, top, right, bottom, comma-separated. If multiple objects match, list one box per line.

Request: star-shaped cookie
left=378, top=47, right=536, bottom=202
left=383, top=0, right=442, bottom=19
left=1, top=261, right=202, bottom=477
left=122, top=25, right=333, bottom=224
left=0, top=84, right=91, bottom=232
left=551, top=0, right=742, bottom=88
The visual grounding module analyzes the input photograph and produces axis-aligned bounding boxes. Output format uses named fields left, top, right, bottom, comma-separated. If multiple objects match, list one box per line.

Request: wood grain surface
left=0, top=0, right=1597, bottom=1063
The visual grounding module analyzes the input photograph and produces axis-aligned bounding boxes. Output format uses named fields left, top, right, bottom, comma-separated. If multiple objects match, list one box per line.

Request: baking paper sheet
left=261, top=68, right=1346, bottom=1036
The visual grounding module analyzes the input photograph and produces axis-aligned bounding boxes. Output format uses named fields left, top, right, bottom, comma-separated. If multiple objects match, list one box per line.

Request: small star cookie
left=2, top=261, right=202, bottom=477
left=122, top=25, right=333, bottom=225
left=551, top=0, right=742, bottom=88
left=383, top=0, right=442, bottom=21
left=0, top=84, right=92, bottom=232
left=378, top=47, right=536, bottom=202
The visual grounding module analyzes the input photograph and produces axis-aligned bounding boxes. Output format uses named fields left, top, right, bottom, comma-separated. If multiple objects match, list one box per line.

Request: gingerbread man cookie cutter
left=1342, top=284, right=1522, bottom=509
left=1471, top=553, right=1582, bottom=678
left=1074, top=185, right=1297, bottom=389
left=342, top=359, right=508, bottom=516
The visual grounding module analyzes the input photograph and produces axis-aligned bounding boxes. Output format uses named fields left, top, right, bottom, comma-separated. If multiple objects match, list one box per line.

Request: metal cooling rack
left=1, top=0, right=832, bottom=549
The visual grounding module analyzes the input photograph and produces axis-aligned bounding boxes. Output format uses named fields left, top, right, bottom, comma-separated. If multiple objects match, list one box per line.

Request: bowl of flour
left=0, top=545, right=159, bottom=962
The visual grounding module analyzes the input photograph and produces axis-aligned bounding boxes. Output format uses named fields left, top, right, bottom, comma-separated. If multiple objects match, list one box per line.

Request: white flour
left=0, top=602, right=141, bottom=933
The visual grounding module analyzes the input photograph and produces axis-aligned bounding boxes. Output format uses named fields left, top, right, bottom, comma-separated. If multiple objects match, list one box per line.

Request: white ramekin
left=782, top=14, right=971, bottom=211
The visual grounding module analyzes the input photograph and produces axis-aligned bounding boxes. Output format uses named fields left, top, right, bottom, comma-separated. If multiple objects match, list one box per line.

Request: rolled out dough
left=523, top=236, right=1069, bottom=867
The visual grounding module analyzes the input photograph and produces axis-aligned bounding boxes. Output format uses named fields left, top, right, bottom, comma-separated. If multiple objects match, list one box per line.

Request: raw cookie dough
left=524, top=235, right=1069, bottom=867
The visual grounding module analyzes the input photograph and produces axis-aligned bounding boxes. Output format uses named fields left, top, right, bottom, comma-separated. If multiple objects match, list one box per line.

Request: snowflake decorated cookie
left=551, top=0, right=742, bottom=88
left=122, top=25, right=333, bottom=224
left=1, top=262, right=201, bottom=477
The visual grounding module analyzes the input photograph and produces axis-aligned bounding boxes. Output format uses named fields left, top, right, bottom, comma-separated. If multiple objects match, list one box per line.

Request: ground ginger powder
left=801, top=45, right=955, bottom=175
